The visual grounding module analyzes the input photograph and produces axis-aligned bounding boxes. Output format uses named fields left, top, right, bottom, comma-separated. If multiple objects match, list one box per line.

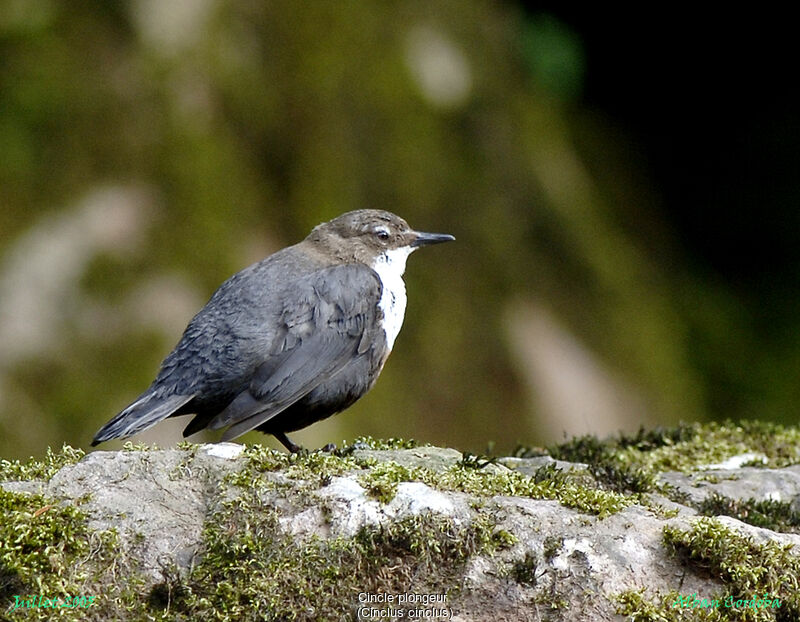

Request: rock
left=351, top=445, right=465, bottom=472
left=660, top=463, right=800, bottom=505
left=497, top=455, right=589, bottom=477
left=40, top=444, right=248, bottom=582
left=2, top=435, right=800, bottom=621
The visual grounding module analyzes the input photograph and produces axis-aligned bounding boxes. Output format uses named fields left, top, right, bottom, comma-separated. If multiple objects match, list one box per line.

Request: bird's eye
left=375, top=227, right=390, bottom=241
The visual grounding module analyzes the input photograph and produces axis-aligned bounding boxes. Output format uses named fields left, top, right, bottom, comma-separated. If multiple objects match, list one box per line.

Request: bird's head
left=307, top=209, right=454, bottom=271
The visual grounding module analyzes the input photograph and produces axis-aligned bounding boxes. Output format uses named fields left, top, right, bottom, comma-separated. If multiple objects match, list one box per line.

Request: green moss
left=226, top=443, right=370, bottom=492
left=438, top=461, right=635, bottom=518
left=511, top=552, right=539, bottom=586
left=338, top=436, right=419, bottom=452
left=0, top=488, right=119, bottom=621
left=231, top=439, right=637, bottom=517
left=661, top=517, right=800, bottom=620
left=168, top=444, right=201, bottom=481
left=121, top=441, right=161, bottom=452
left=639, top=421, right=798, bottom=470
left=351, top=446, right=635, bottom=516
left=491, top=529, right=518, bottom=549
left=360, top=461, right=419, bottom=504
left=457, top=452, right=498, bottom=470
left=143, top=493, right=501, bottom=621
left=542, top=422, right=800, bottom=529
left=545, top=434, right=658, bottom=492
left=697, top=493, right=800, bottom=534
left=648, top=504, right=681, bottom=520
left=542, top=535, right=563, bottom=561
left=7, top=428, right=800, bottom=620
left=614, top=588, right=686, bottom=621
left=0, top=445, right=85, bottom=482
left=617, top=583, right=788, bottom=620
left=540, top=421, right=800, bottom=503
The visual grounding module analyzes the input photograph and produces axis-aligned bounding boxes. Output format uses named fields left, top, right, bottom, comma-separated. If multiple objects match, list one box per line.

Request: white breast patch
left=372, top=246, right=414, bottom=350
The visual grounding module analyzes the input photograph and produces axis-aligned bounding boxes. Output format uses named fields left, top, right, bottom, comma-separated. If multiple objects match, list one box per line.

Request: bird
left=91, top=210, right=454, bottom=452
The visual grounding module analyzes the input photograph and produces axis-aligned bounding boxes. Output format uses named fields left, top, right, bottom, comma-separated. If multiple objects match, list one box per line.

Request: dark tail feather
left=92, top=392, right=194, bottom=446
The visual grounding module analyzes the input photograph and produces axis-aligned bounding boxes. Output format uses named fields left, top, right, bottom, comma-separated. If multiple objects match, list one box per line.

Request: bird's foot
left=274, top=432, right=303, bottom=454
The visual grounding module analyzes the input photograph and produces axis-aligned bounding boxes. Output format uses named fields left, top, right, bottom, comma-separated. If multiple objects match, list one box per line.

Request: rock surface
left=2, top=439, right=800, bottom=621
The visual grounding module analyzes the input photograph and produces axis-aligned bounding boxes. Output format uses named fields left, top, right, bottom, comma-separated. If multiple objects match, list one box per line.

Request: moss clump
left=360, top=461, right=418, bottom=504
left=542, top=535, right=563, bottom=561
left=226, top=443, right=370, bottom=492
left=168, top=444, right=202, bottom=481
left=659, top=517, right=800, bottom=620
left=616, top=514, right=800, bottom=620
left=539, top=421, right=800, bottom=500
left=543, top=434, right=660, bottom=495
left=511, top=552, right=539, bottom=586
left=542, top=421, right=800, bottom=530
left=337, top=436, right=419, bottom=453
left=227, top=439, right=635, bottom=518
left=0, top=488, right=118, bottom=621
left=0, top=445, right=85, bottom=482
left=697, top=493, right=800, bottom=534
left=437, top=461, right=635, bottom=518
left=616, top=587, right=785, bottom=621
left=146, top=495, right=501, bottom=621
left=121, top=441, right=161, bottom=452
left=457, top=452, right=498, bottom=470
left=354, top=451, right=635, bottom=517
left=614, top=588, right=690, bottom=621
left=534, top=422, right=800, bottom=527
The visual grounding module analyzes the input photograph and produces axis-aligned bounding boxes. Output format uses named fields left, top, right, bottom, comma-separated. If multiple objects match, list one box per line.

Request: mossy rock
left=2, top=423, right=800, bottom=620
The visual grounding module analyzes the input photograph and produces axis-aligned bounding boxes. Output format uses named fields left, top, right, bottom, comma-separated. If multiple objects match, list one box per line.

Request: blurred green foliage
left=0, top=1, right=791, bottom=460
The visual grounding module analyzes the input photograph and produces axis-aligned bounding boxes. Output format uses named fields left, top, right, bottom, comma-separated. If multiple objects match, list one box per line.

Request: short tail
left=91, top=392, right=194, bottom=446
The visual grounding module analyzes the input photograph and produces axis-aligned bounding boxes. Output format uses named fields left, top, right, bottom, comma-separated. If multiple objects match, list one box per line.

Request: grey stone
left=660, top=464, right=800, bottom=505
left=4, top=444, right=800, bottom=621
left=352, top=445, right=465, bottom=472
left=498, top=455, right=590, bottom=477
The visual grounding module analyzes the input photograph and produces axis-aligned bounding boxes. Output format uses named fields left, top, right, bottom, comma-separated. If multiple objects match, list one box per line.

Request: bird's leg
left=274, top=432, right=303, bottom=453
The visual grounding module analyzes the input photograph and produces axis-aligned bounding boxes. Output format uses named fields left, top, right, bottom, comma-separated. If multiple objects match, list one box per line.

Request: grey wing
left=206, top=263, right=383, bottom=440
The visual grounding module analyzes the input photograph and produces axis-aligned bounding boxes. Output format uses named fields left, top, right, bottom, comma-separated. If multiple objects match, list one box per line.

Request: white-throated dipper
left=92, top=210, right=454, bottom=452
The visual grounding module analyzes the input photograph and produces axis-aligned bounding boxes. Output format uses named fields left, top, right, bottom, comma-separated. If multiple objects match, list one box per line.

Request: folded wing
left=199, top=263, right=382, bottom=441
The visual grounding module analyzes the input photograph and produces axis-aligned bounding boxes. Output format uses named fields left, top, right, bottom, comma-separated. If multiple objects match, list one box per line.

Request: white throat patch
left=371, top=246, right=415, bottom=350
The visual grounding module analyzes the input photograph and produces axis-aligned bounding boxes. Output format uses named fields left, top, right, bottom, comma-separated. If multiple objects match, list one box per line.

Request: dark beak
left=411, top=231, right=456, bottom=247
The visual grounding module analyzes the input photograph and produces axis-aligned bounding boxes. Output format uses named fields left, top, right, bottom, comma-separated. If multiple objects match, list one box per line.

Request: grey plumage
left=92, top=210, right=454, bottom=452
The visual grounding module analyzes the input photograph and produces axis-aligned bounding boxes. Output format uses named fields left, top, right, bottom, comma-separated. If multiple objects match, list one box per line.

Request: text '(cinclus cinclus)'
left=92, top=210, right=454, bottom=452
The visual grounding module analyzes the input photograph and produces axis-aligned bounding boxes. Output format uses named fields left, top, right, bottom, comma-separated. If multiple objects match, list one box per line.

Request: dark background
left=536, top=7, right=799, bottom=287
